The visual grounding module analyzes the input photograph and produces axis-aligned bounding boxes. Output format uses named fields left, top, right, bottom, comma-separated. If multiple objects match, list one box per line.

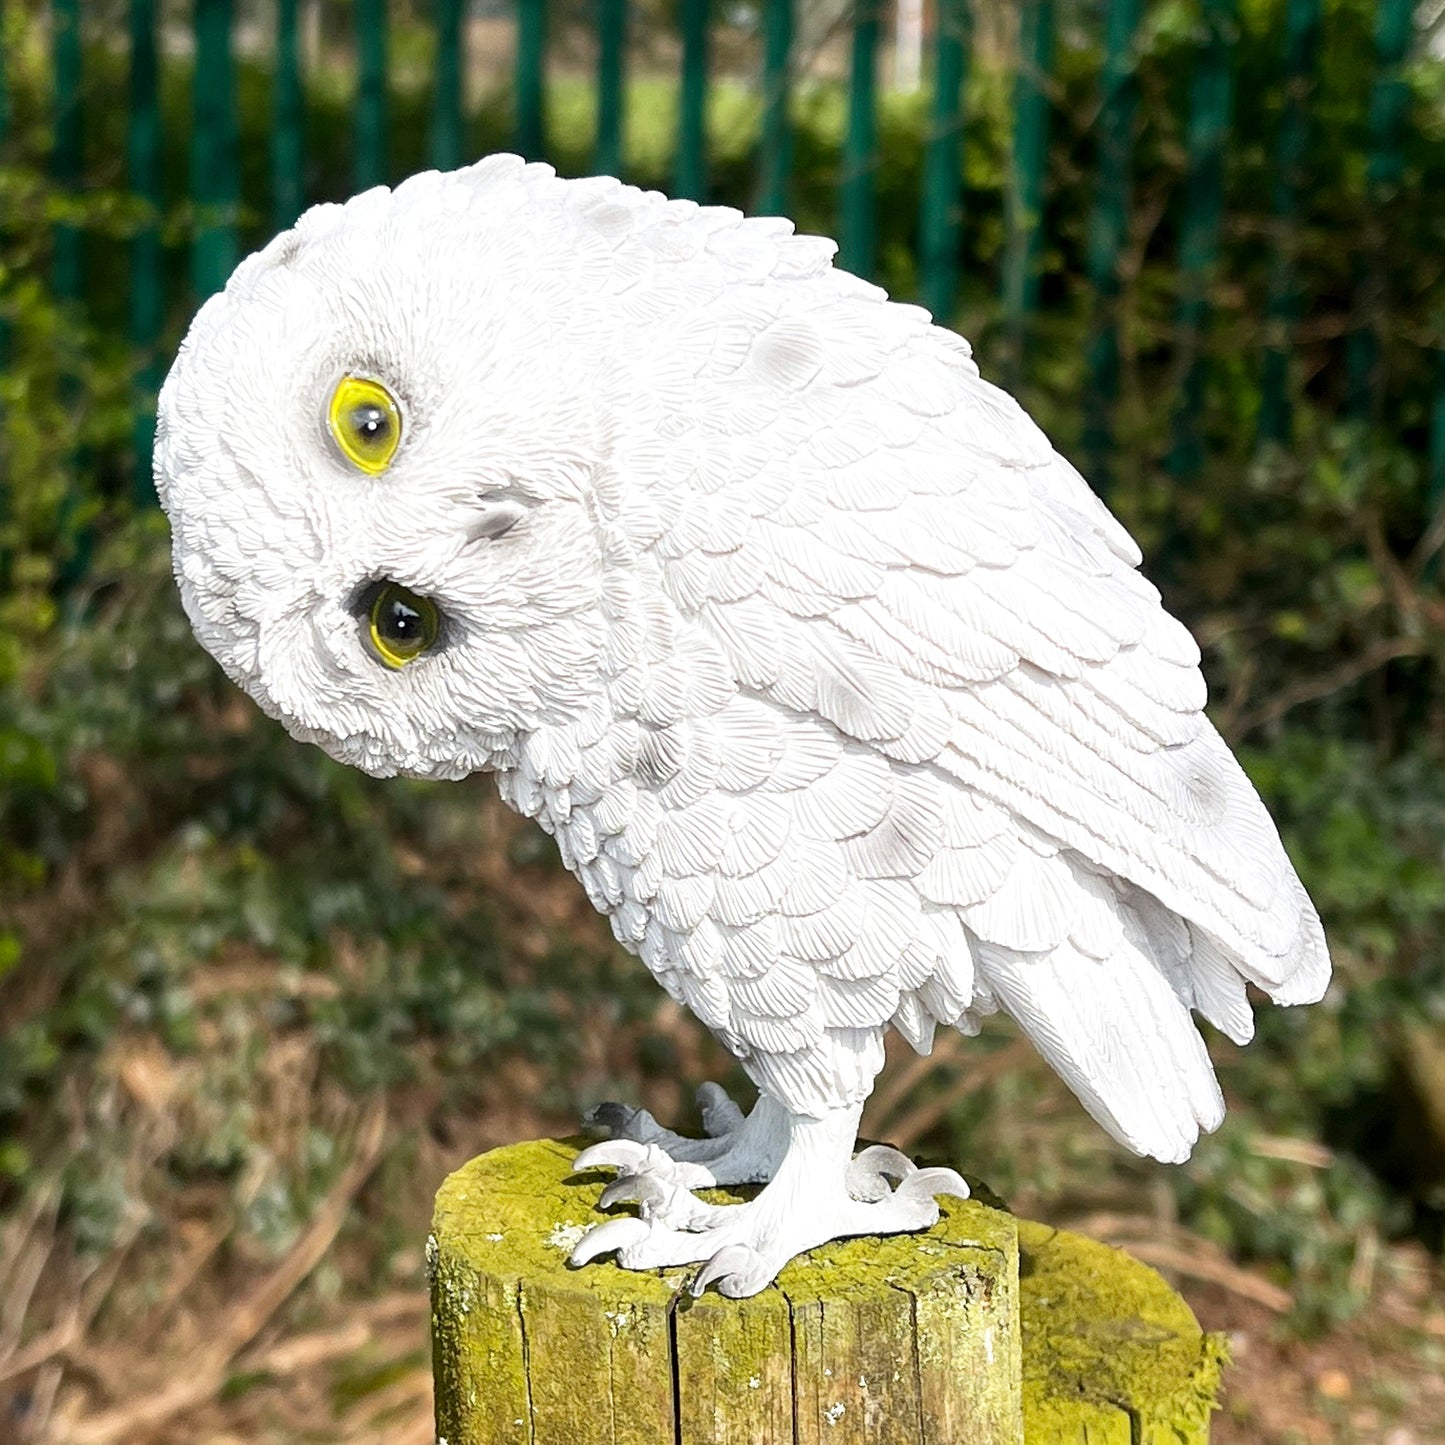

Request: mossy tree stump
left=430, top=1139, right=1225, bottom=1445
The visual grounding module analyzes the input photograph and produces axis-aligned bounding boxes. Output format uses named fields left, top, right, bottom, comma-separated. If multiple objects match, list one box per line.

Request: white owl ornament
left=155, top=157, right=1330, bottom=1298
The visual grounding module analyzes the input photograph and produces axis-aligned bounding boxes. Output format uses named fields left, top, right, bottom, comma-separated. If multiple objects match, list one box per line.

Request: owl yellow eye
left=368, top=582, right=440, bottom=668
left=328, top=374, right=402, bottom=474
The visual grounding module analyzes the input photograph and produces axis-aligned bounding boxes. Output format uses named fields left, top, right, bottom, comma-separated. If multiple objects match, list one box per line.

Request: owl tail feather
left=976, top=931, right=1226, bottom=1165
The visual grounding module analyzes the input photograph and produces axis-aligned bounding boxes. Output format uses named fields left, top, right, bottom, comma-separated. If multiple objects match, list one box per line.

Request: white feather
left=156, top=155, right=1330, bottom=1147
left=979, top=936, right=1225, bottom=1163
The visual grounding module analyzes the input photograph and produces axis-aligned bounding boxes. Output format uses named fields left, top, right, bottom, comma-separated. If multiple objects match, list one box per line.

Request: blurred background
left=2, top=0, right=1444, bottom=1440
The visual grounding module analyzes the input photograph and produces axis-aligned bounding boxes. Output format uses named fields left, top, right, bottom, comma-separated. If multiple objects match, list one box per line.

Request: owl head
left=155, top=159, right=583, bottom=780
left=157, top=155, right=860, bottom=780
left=156, top=158, right=624, bottom=779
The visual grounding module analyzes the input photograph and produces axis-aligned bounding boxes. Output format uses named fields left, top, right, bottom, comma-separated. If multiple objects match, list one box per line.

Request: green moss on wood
left=432, top=1138, right=677, bottom=1445
left=1017, top=1220, right=1227, bottom=1445
left=431, top=1139, right=1223, bottom=1445
left=674, top=1289, right=794, bottom=1443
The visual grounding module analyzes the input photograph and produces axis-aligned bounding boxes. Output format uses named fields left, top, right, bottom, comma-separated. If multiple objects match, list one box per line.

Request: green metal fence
left=0, top=0, right=1440, bottom=523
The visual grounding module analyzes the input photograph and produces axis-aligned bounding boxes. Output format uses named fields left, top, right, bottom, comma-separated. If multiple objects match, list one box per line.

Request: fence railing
left=1, top=0, right=1441, bottom=523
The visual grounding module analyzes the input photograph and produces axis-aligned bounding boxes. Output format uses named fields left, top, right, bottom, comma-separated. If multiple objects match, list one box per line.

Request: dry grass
left=1198, top=1243, right=1445, bottom=1445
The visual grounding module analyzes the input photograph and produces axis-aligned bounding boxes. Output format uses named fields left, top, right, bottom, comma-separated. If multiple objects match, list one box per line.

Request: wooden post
left=431, top=1139, right=1225, bottom=1445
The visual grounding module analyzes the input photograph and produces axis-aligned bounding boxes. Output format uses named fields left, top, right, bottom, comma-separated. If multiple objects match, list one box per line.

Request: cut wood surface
left=430, top=1138, right=1225, bottom=1445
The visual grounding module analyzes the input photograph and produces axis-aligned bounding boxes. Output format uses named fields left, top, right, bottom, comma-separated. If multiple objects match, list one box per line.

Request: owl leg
left=570, top=1102, right=969, bottom=1298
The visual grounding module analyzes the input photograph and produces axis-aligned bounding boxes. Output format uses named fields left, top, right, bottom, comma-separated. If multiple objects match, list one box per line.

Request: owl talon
left=695, top=1081, right=747, bottom=1136
left=573, top=1138, right=669, bottom=1176
left=896, top=1166, right=970, bottom=1204
left=583, top=1101, right=661, bottom=1141
left=569, top=1216, right=651, bottom=1267
left=847, top=1144, right=918, bottom=1200
left=599, top=1173, right=669, bottom=1210
left=566, top=1106, right=973, bottom=1294
left=691, top=1244, right=767, bottom=1298
left=853, top=1144, right=917, bottom=1180
left=589, top=1149, right=725, bottom=1223
left=582, top=1083, right=751, bottom=1163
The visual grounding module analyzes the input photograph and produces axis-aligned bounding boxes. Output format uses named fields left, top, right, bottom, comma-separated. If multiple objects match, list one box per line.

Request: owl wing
left=634, top=284, right=1328, bottom=1160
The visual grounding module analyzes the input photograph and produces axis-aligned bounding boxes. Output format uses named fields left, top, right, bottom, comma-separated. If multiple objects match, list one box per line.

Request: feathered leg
left=571, top=1099, right=968, bottom=1297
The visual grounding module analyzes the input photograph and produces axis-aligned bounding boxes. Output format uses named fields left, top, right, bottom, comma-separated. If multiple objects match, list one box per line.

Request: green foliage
left=0, top=185, right=136, bottom=662
left=1177, top=1123, right=1402, bottom=1331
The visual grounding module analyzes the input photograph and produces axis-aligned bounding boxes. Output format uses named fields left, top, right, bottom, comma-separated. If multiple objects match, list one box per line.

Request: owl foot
left=569, top=1103, right=969, bottom=1297
left=581, top=1083, right=788, bottom=1185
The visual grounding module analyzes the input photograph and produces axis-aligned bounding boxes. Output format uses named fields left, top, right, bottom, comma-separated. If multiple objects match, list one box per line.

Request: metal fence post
left=674, top=0, right=709, bottom=200
left=273, top=0, right=306, bottom=228
left=190, top=0, right=239, bottom=300
left=1080, top=0, right=1140, bottom=493
left=51, top=0, right=89, bottom=584
left=1167, top=0, right=1236, bottom=482
left=595, top=0, right=627, bottom=177
left=1257, top=0, right=1320, bottom=448
left=755, top=0, right=793, bottom=216
left=51, top=0, right=84, bottom=305
left=1346, top=0, right=1413, bottom=424
left=918, top=0, right=969, bottom=323
left=432, top=0, right=465, bottom=171
left=1002, top=0, right=1054, bottom=387
left=355, top=0, right=389, bottom=191
left=516, top=0, right=548, bottom=161
left=128, top=0, right=163, bottom=500
left=0, top=6, right=9, bottom=571
left=838, top=2, right=880, bottom=279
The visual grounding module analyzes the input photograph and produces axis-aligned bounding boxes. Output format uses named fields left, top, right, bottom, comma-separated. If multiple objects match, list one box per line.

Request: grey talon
left=696, top=1081, right=746, bottom=1136
left=583, top=1101, right=635, bottom=1136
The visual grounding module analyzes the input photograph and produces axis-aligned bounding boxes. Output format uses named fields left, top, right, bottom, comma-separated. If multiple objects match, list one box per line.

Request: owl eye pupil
left=354, top=404, right=389, bottom=442
left=381, top=598, right=420, bottom=639
left=364, top=581, right=441, bottom=669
